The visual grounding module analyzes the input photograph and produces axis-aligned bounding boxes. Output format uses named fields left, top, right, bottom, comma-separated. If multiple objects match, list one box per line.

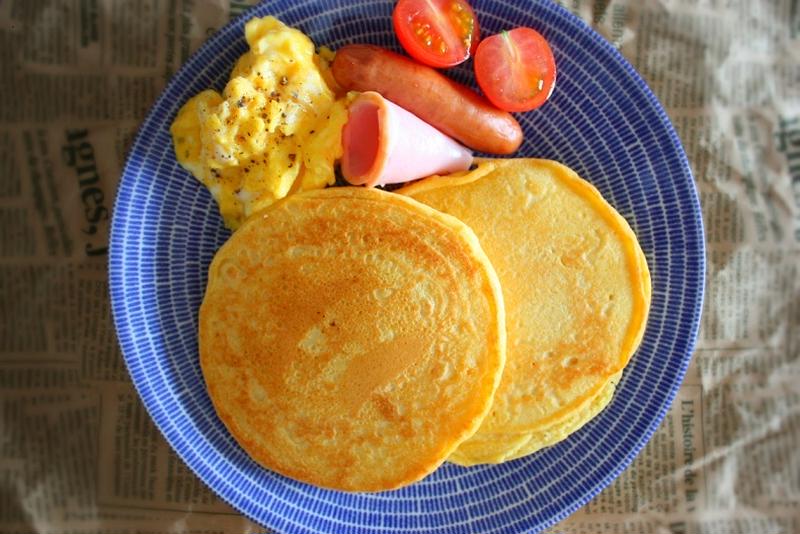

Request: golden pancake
left=399, top=159, right=650, bottom=461
left=448, top=372, right=621, bottom=466
left=199, top=187, right=506, bottom=491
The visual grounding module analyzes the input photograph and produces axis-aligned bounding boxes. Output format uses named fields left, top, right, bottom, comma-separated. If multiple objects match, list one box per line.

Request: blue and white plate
left=109, top=1, right=705, bottom=533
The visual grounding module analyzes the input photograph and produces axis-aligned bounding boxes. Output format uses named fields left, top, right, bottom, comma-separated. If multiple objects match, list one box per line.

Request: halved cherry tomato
left=474, top=27, right=556, bottom=112
left=392, top=0, right=480, bottom=68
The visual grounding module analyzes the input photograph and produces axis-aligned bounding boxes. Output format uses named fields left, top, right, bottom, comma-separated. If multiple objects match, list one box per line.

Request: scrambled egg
left=171, top=17, right=350, bottom=229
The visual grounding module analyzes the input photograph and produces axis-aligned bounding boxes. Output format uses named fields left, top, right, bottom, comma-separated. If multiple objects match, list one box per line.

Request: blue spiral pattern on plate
left=108, top=1, right=705, bottom=533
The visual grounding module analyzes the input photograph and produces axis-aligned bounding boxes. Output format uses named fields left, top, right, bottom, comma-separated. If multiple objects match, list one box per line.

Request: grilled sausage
left=332, top=45, right=523, bottom=155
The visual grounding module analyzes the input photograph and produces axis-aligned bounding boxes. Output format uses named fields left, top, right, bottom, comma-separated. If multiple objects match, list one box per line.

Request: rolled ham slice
left=341, top=91, right=473, bottom=187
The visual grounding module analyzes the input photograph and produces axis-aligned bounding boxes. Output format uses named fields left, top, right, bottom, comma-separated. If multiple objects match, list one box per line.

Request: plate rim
left=108, top=1, right=706, bottom=532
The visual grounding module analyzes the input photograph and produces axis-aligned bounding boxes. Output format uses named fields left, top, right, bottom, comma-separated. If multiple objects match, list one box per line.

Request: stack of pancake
left=199, top=158, right=651, bottom=491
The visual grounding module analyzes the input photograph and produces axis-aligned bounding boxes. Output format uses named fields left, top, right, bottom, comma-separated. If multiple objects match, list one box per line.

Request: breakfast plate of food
left=109, top=1, right=705, bottom=532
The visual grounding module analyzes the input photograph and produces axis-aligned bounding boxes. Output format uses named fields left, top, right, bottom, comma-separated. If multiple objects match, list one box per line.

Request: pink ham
left=341, top=91, right=473, bottom=187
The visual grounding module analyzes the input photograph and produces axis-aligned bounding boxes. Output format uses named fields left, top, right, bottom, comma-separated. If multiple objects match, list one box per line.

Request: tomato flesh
left=393, top=0, right=480, bottom=68
left=474, top=27, right=556, bottom=112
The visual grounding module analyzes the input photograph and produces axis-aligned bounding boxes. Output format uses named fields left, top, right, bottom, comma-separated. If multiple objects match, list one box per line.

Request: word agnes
left=62, top=129, right=108, bottom=256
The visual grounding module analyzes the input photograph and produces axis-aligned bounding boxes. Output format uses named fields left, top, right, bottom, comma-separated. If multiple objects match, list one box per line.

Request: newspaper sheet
left=0, top=0, right=797, bottom=533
